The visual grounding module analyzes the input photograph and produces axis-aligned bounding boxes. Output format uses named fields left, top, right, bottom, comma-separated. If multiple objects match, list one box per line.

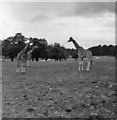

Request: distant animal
left=16, top=41, right=30, bottom=74
left=68, top=37, right=93, bottom=71
left=27, top=45, right=38, bottom=66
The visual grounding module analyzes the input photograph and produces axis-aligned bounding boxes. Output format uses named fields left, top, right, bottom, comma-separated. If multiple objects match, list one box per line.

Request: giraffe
left=16, top=41, right=30, bottom=74
left=27, top=45, right=38, bottom=67
left=68, top=37, right=93, bottom=71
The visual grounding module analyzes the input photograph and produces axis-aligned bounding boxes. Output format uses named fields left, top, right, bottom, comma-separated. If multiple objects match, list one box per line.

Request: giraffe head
left=68, top=37, right=74, bottom=42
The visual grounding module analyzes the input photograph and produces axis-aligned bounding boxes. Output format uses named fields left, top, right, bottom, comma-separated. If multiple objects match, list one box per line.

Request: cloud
left=30, top=13, right=49, bottom=22
left=59, top=2, right=115, bottom=17
left=0, top=2, right=115, bottom=48
left=29, top=2, right=115, bottom=22
left=5, top=2, right=115, bottom=23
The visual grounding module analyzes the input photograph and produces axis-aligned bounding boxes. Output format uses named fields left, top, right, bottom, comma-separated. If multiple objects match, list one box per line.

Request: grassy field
left=2, top=57, right=116, bottom=118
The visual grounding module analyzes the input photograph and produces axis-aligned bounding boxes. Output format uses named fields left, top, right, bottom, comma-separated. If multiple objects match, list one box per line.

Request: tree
left=66, top=48, right=78, bottom=59
left=115, top=45, right=117, bottom=59
left=2, top=39, right=10, bottom=58
left=7, top=43, right=16, bottom=61
left=14, top=33, right=25, bottom=44
left=2, top=33, right=26, bottom=61
left=108, top=45, right=115, bottom=56
left=88, top=44, right=115, bottom=56
left=31, top=38, right=48, bottom=61
left=49, top=43, right=68, bottom=61
left=88, top=45, right=102, bottom=56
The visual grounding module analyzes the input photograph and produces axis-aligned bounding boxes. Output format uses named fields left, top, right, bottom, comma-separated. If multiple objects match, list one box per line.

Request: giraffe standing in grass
left=16, top=41, right=30, bottom=74
left=68, top=37, right=93, bottom=71
left=27, top=45, right=38, bottom=67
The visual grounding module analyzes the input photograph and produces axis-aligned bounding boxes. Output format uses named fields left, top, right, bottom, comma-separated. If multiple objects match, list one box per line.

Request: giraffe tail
left=90, top=59, right=93, bottom=66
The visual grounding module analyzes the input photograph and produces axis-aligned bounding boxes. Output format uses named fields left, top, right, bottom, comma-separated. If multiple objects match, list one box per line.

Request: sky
left=0, top=1, right=115, bottom=49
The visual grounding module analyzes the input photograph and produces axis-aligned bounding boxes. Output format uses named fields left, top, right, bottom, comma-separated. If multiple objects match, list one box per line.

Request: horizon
left=0, top=2, right=115, bottom=49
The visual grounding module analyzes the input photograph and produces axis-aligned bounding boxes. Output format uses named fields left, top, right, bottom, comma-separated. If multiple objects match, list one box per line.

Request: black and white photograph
left=0, top=0, right=116, bottom=119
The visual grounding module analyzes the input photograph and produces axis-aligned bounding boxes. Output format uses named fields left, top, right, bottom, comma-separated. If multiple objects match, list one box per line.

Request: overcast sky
left=0, top=1, right=115, bottom=48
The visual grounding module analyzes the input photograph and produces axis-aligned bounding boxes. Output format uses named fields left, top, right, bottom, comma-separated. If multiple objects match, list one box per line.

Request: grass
left=2, top=57, right=116, bottom=118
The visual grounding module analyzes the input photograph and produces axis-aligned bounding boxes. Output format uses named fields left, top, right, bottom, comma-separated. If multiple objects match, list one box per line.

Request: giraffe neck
left=28, top=46, right=37, bottom=54
left=72, top=39, right=81, bottom=49
left=71, top=39, right=84, bottom=53
left=24, top=43, right=30, bottom=52
left=18, top=43, right=29, bottom=56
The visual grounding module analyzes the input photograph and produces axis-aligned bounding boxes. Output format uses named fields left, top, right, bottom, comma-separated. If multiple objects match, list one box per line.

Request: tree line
left=1, top=33, right=116, bottom=61
left=89, top=45, right=116, bottom=56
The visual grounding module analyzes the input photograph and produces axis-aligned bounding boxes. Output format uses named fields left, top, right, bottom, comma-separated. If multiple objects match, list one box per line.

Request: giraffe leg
left=81, top=61, right=84, bottom=71
left=23, top=62, right=26, bottom=74
left=21, top=67, right=24, bottom=74
left=16, top=67, right=20, bottom=73
left=27, top=60, right=30, bottom=67
left=21, top=65, right=26, bottom=74
left=21, top=60, right=26, bottom=74
left=24, top=66, right=26, bottom=74
left=23, top=67, right=26, bottom=74
left=78, top=62, right=80, bottom=71
left=21, top=66, right=23, bottom=74
left=86, top=60, right=90, bottom=71
left=16, top=67, right=20, bottom=75
left=16, top=62, right=20, bottom=74
left=78, top=61, right=82, bottom=71
left=24, top=61, right=27, bottom=74
left=90, top=59, right=93, bottom=66
left=21, top=63, right=24, bottom=74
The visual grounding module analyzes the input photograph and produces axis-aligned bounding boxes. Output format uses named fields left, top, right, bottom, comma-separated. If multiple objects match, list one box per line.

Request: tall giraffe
left=68, top=37, right=92, bottom=71
left=27, top=45, right=38, bottom=66
left=16, top=41, right=30, bottom=74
